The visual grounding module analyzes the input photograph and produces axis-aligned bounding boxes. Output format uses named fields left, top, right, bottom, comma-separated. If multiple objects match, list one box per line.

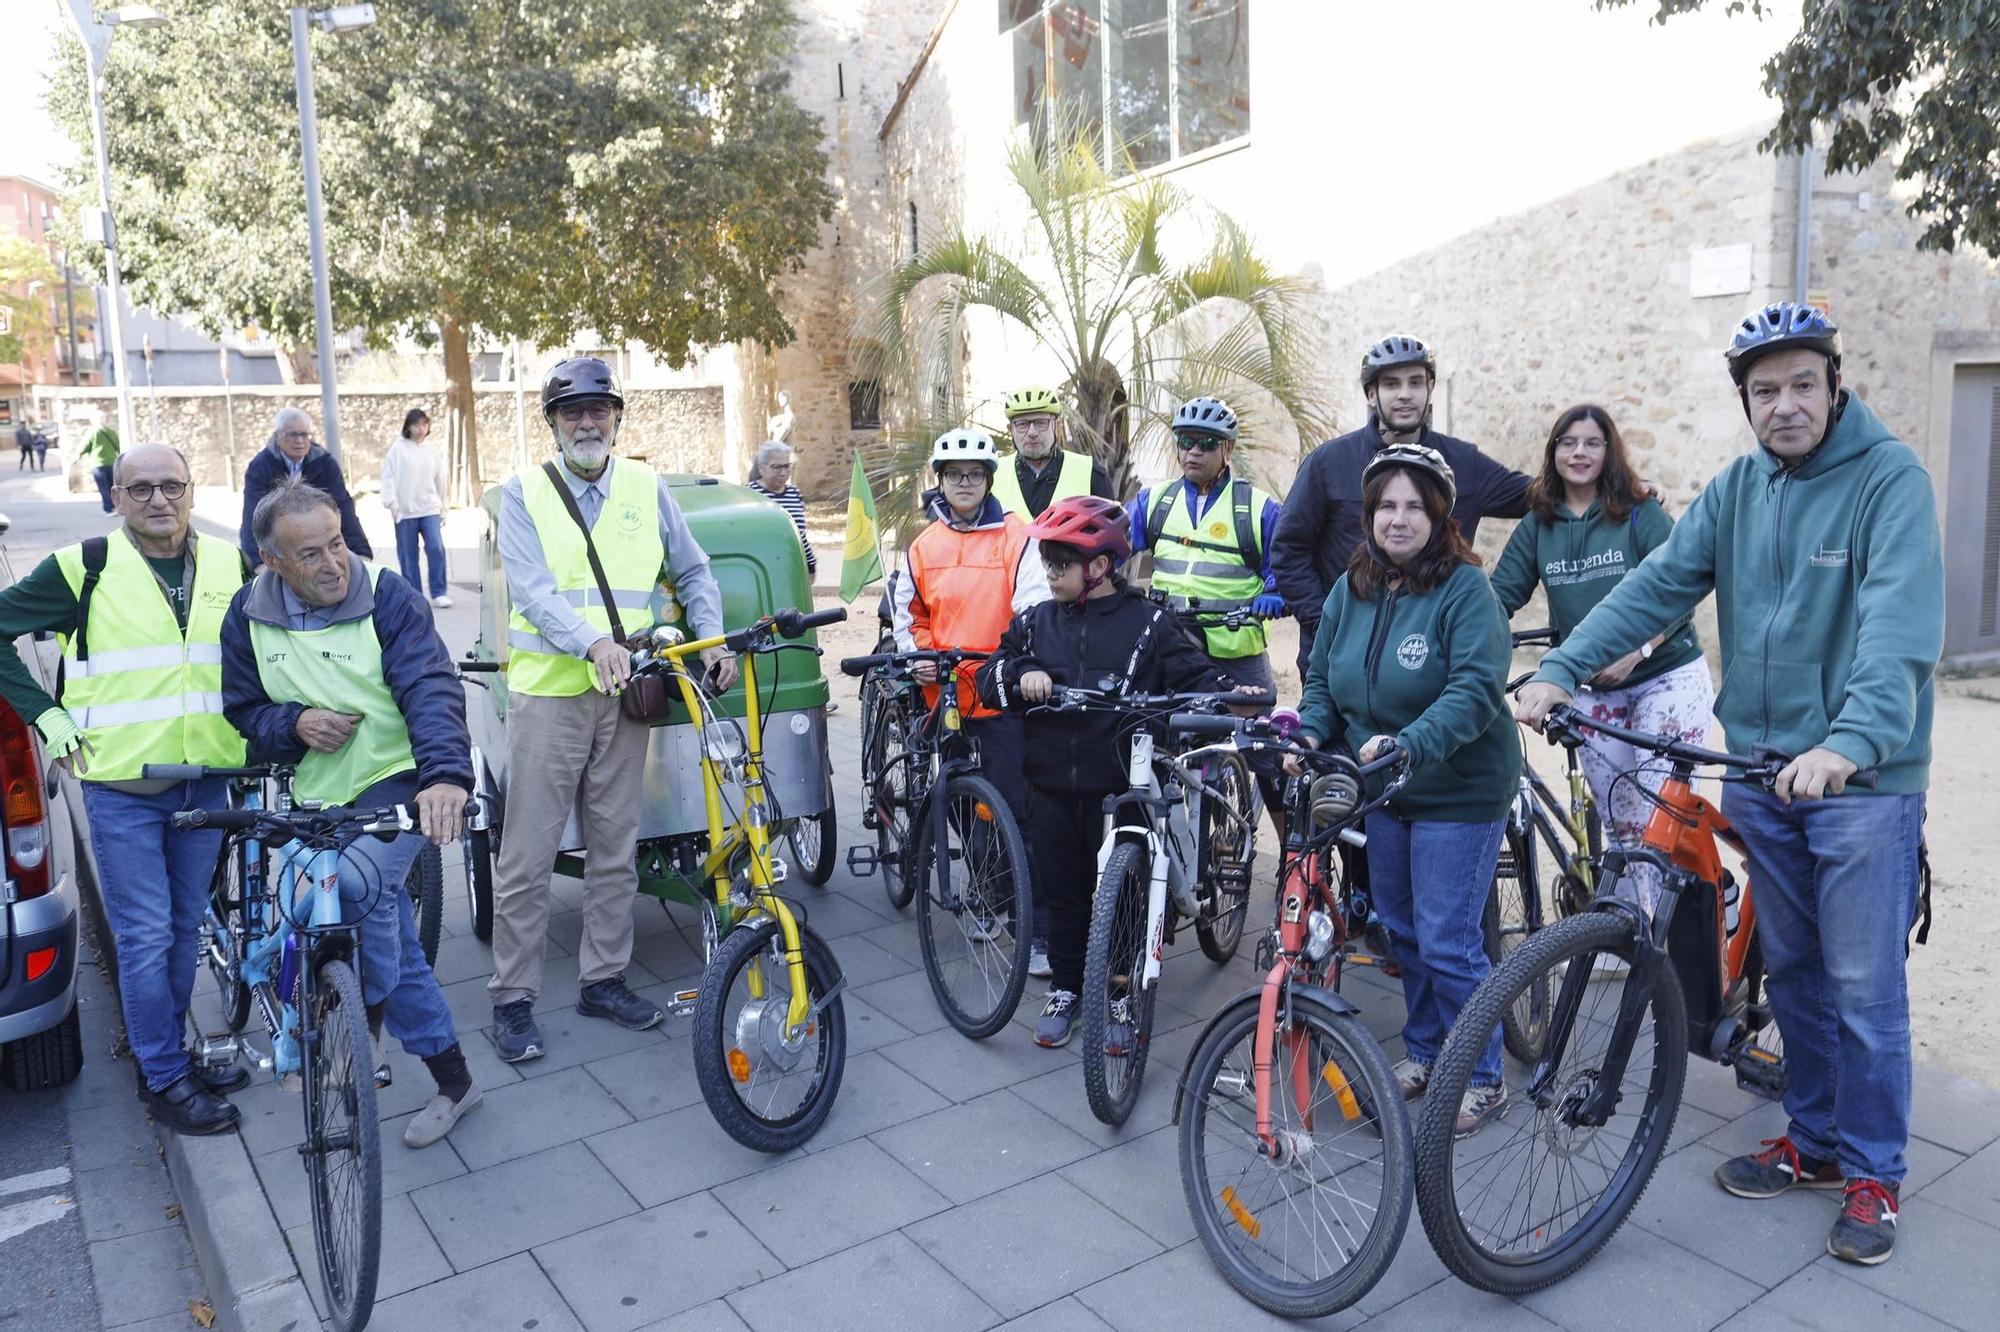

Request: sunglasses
left=1176, top=435, right=1226, bottom=454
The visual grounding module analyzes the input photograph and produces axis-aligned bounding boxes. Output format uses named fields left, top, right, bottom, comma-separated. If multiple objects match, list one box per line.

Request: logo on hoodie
left=1396, top=633, right=1429, bottom=670
left=1809, top=546, right=1850, bottom=568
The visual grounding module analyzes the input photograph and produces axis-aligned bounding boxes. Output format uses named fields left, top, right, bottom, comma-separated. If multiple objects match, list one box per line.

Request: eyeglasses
left=556, top=402, right=617, bottom=424
left=116, top=481, right=189, bottom=503
left=939, top=468, right=987, bottom=486
left=1176, top=435, right=1226, bottom=454
left=280, top=431, right=312, bottom=442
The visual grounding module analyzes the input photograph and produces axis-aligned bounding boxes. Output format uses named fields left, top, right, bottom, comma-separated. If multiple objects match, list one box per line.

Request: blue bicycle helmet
left=1172, top=396, right=1239, bottom=442
left=1724, top=303, right=1842, bottom=386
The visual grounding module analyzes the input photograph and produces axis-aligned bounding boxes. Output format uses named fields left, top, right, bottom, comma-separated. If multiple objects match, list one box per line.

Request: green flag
left=839, top=451, right=884, bottom=603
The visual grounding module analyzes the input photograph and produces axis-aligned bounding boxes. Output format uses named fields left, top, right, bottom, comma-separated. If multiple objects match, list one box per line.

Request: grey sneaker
left=492, top=999, right=544, bottom=1063
left=1027, top=942, right=1052, bottom=979
left=1392, top=1057, right=1430, bottom=1101
left=577, top=974, right=664, bottom=1031
left=1715, top=1136, right=1844, bottom=1199
left=1454, top=1082, right=1509, bottom=1138
left=404, top=1082, right=482, bottom=1149
left=1103, top=994, right=1135, bottom=1057
left=963, top=913, right=1004, bottom=944
left=1034, top=989, right=1078, bottom=1048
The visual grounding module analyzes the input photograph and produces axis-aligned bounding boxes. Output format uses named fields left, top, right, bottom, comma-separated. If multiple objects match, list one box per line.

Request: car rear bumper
left=0, top=875, right=80, bottom=1042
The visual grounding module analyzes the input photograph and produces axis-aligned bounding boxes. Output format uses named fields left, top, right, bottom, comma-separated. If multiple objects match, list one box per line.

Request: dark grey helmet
left=1171, top=395, right=1239, bottom=442
left=1361, top=335, right=1436, bottom=390
left=541, top=356, right=624, bottom=421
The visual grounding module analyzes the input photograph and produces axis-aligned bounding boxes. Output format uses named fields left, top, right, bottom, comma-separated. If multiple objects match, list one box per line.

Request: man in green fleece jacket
left=1518, top=303, right=1942, bottom=1267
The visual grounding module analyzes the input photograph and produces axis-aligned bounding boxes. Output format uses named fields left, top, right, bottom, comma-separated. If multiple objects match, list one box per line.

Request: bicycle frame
left=1514, top=749, right=1599, bottom=898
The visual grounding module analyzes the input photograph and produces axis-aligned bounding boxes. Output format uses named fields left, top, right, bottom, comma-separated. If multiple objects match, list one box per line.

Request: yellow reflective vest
left=1147, top=478, right=1271, bottom=659
left=991, top=449, right=1092, bottom=520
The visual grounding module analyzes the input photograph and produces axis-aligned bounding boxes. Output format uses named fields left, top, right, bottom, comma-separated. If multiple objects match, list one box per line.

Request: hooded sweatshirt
left=1490, top=495, right=1701, bottom=687
left=1535, top=392, right=1942, bottom=792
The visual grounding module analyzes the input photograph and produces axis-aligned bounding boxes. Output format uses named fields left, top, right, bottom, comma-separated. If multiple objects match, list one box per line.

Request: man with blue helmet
left=1519, top=302, right=1943, bottom=1267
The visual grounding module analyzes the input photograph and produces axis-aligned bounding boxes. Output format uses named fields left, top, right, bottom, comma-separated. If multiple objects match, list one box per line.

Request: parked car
left=0, top=512, right=84, bottom=1090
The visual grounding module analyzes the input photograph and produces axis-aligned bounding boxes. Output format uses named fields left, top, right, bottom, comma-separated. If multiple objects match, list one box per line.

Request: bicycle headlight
left=1305, top=908, right=1336, bottom=962
left=1309, top=773, right=1361, bottom=829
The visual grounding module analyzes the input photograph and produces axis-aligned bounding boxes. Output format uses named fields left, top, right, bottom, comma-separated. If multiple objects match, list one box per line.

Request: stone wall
left=32, top=383, right=726, bottom=491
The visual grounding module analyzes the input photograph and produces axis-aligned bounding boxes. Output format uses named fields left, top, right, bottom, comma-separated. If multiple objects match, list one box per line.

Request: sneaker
left=492, top=999, right=545, bottom=1063
left=577, top=974, right=664, bottom=1030
left=963, top=913, right=1003, bottom=944
left=1392, top=1057, right=1430, bottom=1101
left=1828, top=1179, right=1899, bottom=1265
left=1454, top=1082, right=1509, bottom=1138
left=371, top=1028, right=392, bottom=1090
left=432, top=594, right=453, bottom=608
left=404, top=1082, right=483, bottom=1149
left=1104, top=994, right=1135, bottom=1057
left=1027, top=941, right=1052, bottom=979
left=1714, top=1136, right=1844, bottom=1199
left=1034, top=989, right=1078, bottom=1048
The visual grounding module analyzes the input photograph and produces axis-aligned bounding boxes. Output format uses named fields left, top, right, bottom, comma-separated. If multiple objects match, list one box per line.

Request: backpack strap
left=541, top=461, right=626, bottom=645
left=57, top=536, right=111, bottom=704
left=1145, top=479, right=1184, bottom=553
left=1911, top=834, right=1932, bottom=951
left=1229, top=480, right=1258, bottom=570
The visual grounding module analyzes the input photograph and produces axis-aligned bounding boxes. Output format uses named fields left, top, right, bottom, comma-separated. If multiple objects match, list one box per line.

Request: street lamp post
left=289, top=3, right=375, bottom=466
left=62, top=2, right=167, bottom=447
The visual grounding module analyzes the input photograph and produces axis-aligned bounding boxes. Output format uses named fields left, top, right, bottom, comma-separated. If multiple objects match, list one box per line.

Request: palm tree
left=857, top=113, right=1330, bottom=532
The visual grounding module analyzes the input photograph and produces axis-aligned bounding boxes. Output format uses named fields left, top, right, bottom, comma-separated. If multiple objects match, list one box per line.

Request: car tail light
left=26, top=946, right=56, bottom=982
left=0, top=705, right=50, bottom=900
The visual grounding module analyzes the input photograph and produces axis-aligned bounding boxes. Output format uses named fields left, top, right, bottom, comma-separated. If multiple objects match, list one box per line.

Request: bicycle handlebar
left=1542, top=704, right=1877, bottom=790
left=1511, top=627, right=1560, bottom=649
left=142, top=762, right=294, bottom=782
left=837, top=647, right=991, bottom=678
left=774, top=606, right=846, bottom=637
left=172, top=798, right=483, bottom=837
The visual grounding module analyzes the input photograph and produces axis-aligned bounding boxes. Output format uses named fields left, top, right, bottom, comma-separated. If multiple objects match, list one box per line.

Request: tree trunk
left=440, top=310, right=482, bottom=507
left=274, top=345, right=317, bottom=385
left=1074, top=362, right=1133, bottom=495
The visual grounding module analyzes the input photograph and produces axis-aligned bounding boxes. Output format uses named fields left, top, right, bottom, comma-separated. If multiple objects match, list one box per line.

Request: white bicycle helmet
left=930, top=427, right=1000, bottom=473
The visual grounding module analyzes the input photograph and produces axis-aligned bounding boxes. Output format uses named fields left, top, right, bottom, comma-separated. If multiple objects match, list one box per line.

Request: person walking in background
left=32, top=422, right=49, bottom=471
left=238, top=407, right=372, bottom=570
left=382, top=407, right=452, bottom=608
left=746, top=440, right=816, bottom=581
left=86, top=419, right=120, bottom=512
left=15, top=417, right=36, bottom=471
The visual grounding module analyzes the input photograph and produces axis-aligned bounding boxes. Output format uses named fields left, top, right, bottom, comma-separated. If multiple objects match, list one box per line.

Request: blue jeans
left=1722, top=785, right=1925, bottom=1184
left=329, top=775, right=458, bottom=1058
left=93, top=465, right=115, bottom=513
left=1366, top=810, right=1507, bottom=1088
left=393, top=514, right=448, bottom=599
left=83, top=778, right=226, bottom=1093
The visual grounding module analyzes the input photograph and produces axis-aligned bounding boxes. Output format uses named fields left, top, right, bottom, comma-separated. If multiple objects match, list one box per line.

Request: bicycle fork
left=1251, top=859, right=1364, bottom=1161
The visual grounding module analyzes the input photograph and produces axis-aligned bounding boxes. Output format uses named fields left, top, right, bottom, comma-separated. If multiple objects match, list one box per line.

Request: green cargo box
left=465, top=473, right=832, bottom=844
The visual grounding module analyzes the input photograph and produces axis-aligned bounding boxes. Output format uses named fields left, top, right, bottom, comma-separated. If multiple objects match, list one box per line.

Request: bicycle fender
left=1169, top=983, right=1364, bottom=1125
left=736, top=913, right=847, bottom=994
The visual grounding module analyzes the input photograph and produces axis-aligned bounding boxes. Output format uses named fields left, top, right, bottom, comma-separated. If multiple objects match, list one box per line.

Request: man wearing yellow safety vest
left=220, top=479, right=482, bottom=1147
left=0, top=443, right=251, bottom=1134
left=989, top=385, right=1115, bottom=521
left=487, top=357, right=734, bottom=1063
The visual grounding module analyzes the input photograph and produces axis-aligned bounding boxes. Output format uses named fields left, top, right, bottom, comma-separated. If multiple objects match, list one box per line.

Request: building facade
left=0, top=175, right=99, bottom=428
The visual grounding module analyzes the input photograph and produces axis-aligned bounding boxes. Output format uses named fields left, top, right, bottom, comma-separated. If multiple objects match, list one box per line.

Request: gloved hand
left=1250, top=593, right=1286, bottom=618
left=36, top=707, right=93, bottom=775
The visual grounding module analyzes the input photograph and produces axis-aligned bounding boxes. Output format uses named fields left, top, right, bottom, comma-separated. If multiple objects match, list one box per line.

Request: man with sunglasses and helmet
left=990, top=385, right=1115, bottom=521
left=486, top=357, right=734, bottom=1064
left=977, top=496, right=1230, bottom=1048
left=0, top=444, right=253, bottom=1133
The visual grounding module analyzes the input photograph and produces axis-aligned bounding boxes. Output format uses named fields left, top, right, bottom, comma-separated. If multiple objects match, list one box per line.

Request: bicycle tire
left=304, top=956, right=382, bottom=1332
left=407, top=844, right=445, bottom=968
left=1415, top=910, right=1687, bottom=1294
left=1081, top=841, right=1157, bottom=1125
left=911, top=773, right=1031, bottom=1039
left=1195, top=751, right=1255, bottom=963
left=1485, top=827, right=1547, bottom=1062
left=1179, top=990, right=1413, bottom=1318
left=210, top=844, right=254, bottom=1033
left=462, top=826, right=494, bottom=942
left=858, top=631, right=897, bottom=784
left=692, top=917, right=847, bottom=1152
left=869, top=703, right=919, bottom=910
left=785, top=800, right=838, bottom=888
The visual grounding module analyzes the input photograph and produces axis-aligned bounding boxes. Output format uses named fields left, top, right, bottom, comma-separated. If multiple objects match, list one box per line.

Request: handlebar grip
left=142, top=764, right=210, bottom=781
left=1847, top=768, right=1879, bottom=790
left=1169, top=713, right=1240, bottom=736
left=776, top=606, right=847, bottom=637
left=839, top=653, right=896, bottom=678
left=172, top=808, right=263, bottom=831
left=457, top=659, right=503, bottom=674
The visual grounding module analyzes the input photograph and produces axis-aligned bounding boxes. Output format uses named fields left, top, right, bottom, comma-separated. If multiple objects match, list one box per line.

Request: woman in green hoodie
left=1490, top=405, right=1714, bottom=916
left=1296, top=444, right=1519, bottom=1137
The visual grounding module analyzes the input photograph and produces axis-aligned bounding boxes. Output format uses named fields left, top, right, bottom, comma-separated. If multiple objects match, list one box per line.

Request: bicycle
left=1028, top=686, right=1261, bottom=1125
left=1487, top=627, right=1606, bottom=1061
left=1412, top=707, right=1864, bottom=1294
left=840, top=646, right=1032, bottom=1040
left=1171, top=711, right=1415, bottom=1318
left=628, top=606, right=851, bottom=1152
left=177, top=763, right=292, bottom=1036
left=152, top=778, right=466, bottom=1332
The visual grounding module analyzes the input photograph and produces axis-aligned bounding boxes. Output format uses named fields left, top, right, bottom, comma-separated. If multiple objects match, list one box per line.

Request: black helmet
left=1363, top=442, right=1458, bottom=510
left=1360, top=335, right=1436, bottom=390
left=541, top=356, right=624, bottom=421
left=1724, top=303, right=1842, bottom=386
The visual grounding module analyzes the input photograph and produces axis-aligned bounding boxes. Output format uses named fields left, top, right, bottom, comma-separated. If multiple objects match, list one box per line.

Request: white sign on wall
left=1689, top=243, right=1756, bottom=298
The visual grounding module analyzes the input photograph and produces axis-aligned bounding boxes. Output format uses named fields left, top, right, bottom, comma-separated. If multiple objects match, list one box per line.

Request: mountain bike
left=1171, top=712, right=1415, bottom=1319
left=840, top=647, right=1031, bottom=1040
left=1413, top=707, right=1868, bottom=1294
left=627, top=607, right=850, bottom=1152
left=1029, top=686, right=1260, bottom=1124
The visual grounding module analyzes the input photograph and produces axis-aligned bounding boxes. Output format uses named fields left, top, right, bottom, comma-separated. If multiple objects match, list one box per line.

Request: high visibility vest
left=990, top=449, right=1092, bottom=520
left=248, top=564, right=416, bottom=806
left=506, top=459, right=666, bottom=697
left=1147, top=478, right=1270, bottom=659
left=55, top=533, right=246, bottom=781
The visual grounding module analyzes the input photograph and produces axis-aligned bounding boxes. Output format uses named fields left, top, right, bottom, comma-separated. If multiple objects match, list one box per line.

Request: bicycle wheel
left=692, top=916, right=847, bottom=1152
left=1735, top=931, right=1785, bottom=1101
left=857, top=632, right=897, bottom=783
left=1485, top=828, right=1547, bottom=1062
left=1179, top=990, right=1413, bottom=1318
left=406, top=844, right=445, bottom=968
left=870, top=704, right=919, bottom=910
left=462, top=825, right=495, bottom=942
left=207, top=843, right=255, bottom=1032
left=785, top=800, right=838, bottom=888
left=303, top=956, right=382, bottom=1332
left=1081, top=841, right=1157, bottom=1125
left=911, top=773, right=1032, bottom=1039
left=1415, top=911, right=1688, bottom=1294
left=1195, top=751, right=1256, bottom=963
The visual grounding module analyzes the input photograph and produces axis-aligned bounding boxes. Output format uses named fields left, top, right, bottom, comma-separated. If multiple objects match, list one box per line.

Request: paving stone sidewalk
left=171, top=702, right=2000, bottom=1332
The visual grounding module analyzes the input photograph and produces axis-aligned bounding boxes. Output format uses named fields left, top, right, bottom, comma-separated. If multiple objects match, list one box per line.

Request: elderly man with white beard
left=486, top=357, right=736, bottom=1062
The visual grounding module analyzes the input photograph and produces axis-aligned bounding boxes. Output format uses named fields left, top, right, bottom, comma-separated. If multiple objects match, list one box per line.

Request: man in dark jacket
left=238, top=407, right=373, bottom=567
left=220, top=478, right=477, bottom=1149
left=1271, top=336, right=1530, bottom=676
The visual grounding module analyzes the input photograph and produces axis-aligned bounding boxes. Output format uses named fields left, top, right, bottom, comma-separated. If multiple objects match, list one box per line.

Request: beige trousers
left=487, top=688, right=651, bottom=1005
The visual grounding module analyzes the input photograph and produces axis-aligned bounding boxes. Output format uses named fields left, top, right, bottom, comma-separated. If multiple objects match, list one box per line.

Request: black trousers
left=1029, top=785, right=1114, bottom=996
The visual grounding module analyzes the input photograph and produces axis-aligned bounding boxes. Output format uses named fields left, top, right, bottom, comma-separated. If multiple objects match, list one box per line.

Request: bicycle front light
left=1305, top=908, right=1336, bottom=962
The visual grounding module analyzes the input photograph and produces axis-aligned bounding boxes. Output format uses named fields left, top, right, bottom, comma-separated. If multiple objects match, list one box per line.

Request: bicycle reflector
left=1308, top=773, right=1360, bottom=829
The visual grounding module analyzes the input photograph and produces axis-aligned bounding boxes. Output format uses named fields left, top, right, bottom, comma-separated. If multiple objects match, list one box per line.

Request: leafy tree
left=0, top=237, right=59, bottom=372
left=47, top=0, right=834, bottom=497
left=1601, top=0, right=2000, bottom=257
left=859, top=112, right=1329, bottom=530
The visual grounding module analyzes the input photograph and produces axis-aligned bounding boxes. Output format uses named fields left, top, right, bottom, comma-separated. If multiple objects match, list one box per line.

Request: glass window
left=1048, top=2, right=1105, bottom=152
left=1177, top=0, right=1250, bottom=156
left=848, top=380, right=883, bottom=430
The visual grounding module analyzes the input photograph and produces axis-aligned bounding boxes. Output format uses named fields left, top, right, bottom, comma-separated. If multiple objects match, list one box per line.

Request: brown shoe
left=1453, top=1082, right=1508, bottom=1138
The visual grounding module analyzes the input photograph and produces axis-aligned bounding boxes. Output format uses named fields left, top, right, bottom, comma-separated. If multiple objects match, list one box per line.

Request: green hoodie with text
left=1536, top=392, right=1942, bottom=792
left=1298, top=560, right=1520, bottom=823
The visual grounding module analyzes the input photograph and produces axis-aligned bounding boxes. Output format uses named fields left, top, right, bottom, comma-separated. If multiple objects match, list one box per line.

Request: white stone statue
left=766, top=389, right=795, bottom=442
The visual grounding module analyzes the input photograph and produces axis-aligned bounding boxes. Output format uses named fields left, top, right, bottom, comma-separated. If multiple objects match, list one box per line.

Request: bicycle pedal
left=1254, top=935, right=1276, bottom=973
left=861, top=805, right=881, bottom=831
left=1733, top=1047, right=1787, bottom=1101
left=667, top=989, right=700, bottom=1019
left=844, top=845, right=879, bottom=877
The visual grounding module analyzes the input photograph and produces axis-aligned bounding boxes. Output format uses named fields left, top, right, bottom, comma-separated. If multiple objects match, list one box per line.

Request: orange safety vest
left=903, top=513, right=1035, bottom=720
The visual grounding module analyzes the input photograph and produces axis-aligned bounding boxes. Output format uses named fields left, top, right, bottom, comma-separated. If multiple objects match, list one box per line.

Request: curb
left=155, top=1123, right=323, bottom=1332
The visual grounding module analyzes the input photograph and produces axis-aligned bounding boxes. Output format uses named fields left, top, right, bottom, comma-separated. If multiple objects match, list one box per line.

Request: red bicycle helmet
left=1026, top=495, right=1132, bottom=563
